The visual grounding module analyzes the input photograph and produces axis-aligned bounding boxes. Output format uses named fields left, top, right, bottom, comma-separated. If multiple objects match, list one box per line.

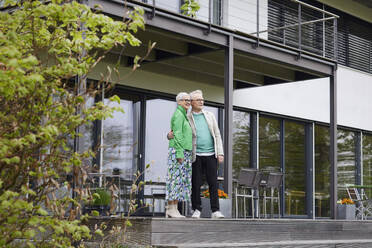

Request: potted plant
left=85, top=188, right=111, bottom=216
left=337, top=198, right=356, bottom=220
left=200, top=189, right=231, bottom=218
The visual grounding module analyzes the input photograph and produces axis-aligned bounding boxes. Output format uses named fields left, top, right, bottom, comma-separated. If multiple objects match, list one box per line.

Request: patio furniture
left=234, top=168, right=262, bottom=218
left=346, top=185, right=372, bottom=220
left=260, top=172, right=283, bottom=218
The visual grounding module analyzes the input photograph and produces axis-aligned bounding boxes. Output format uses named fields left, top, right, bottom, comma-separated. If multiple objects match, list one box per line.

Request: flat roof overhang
left=90, top=0, right=336, bottom=89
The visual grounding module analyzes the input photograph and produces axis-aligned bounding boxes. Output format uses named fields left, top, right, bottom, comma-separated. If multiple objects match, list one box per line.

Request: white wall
left=234, top=66, right=372, bottom=131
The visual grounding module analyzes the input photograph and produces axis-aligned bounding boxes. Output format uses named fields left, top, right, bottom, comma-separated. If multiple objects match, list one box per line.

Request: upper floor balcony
left=135, top=0, right=338, bottom=61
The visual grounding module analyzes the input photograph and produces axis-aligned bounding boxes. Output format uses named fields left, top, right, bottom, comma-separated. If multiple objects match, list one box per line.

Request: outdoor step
left=86, top=217, right=372, bottom=247
left=157, top=240, right=372, bottom=248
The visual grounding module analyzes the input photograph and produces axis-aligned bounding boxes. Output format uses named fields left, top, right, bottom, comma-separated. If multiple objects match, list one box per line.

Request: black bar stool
left=235, top=168, right=262, bottom=218
left=260, top=172, right=283, bottom=218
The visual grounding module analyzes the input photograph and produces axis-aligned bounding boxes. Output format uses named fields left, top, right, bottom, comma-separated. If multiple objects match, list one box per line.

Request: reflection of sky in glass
left=285, top=121, right=306, bottom=216
left=103, top=99, right=135, bottom=178
left=337, top=130, right=356, bottom=199
left=314, top=125, right=330, bottom=217
left=145, top=99, right=177, bottom=182
left=259, top=116, right=280, bottom=171
left=232, top=111, right=250, bottom=179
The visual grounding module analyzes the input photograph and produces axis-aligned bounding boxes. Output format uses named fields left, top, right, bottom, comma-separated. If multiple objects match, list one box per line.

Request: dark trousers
left=191, top=155, right=219, bottom=212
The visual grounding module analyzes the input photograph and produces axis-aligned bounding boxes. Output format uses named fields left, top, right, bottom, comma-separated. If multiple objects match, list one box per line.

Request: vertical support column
left=305, top=123, right=314, bottom=219
left=224, top=35, right=234, bottom=198
left=251, top=112, right=259, bottom=218
left=298, top=3, right=302, bottom=54
left=330, top=66, right=338, bottom=219
left=356, top=131, right=362, bottom=186
left=137, top=97, right=147, bottom=214
left=250, top=113, right=258, bottom=170
left=322, top=5, right=326, bottom=57
left=256, top=0, right=260, bottom=47
left=280, top=119, right=285, bottom=217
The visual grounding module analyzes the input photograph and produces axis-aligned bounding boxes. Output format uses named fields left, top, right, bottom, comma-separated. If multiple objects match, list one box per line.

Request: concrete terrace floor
left=84, top=217, right=372, bottom=247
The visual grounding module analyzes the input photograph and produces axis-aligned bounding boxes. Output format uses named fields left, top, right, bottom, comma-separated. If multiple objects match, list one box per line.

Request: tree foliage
left=0, top=0, right=144, bottom=247
left=181, top=0, right=200, bottom=18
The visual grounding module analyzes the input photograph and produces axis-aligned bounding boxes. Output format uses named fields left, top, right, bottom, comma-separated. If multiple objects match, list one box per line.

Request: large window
left=284, top=120, right=306, bottom=216
left=144, top=98, right=177, bottom=214
left=232, top=110, right=251, bottom=217
left=102, top=97, right=140, bottom=180
left=232, top=111, right=251, bottom=177
left=363, top=133, right=372, bottom=198
left=314, top=125, right=330, bottom=217
left=259, top=116, right=280, bottom=171
left=337, top=129, right=356, bottom=199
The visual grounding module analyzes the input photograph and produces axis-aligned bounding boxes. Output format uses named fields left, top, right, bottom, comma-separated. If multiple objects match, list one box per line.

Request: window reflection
left=315, top=125, right=330, bottom=217
left=232, top=111, right=250, bottom=218
left=233, top=111, right=250, bottom=177
left=363, top=134, right=372, bottom=198
left=285, top=121, right=306, bottom=216
left=337, top=129, right=356, bottom=199
left=259, top=116, right=280, bottom=171
left=145, top=99, right=177, bottom=183
left=102, top=99, right=139, bottom=181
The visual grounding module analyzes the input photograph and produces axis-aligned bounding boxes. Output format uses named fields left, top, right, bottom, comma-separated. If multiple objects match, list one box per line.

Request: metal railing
left=136, top=0, right=338, bottom=61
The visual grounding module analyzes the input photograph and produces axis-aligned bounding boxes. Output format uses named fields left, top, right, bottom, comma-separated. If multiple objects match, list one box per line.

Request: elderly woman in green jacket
left=165, top=92, right=193, bottom=218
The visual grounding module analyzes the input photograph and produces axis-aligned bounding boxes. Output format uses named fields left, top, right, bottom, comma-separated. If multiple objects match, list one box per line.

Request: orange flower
left=202, top=189, right=228, bottom=199
left=340, top=198, right=354, bottom=205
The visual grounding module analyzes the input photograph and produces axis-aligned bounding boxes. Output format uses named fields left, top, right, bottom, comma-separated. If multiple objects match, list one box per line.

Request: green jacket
left=169, top=105, right=192, bottom=158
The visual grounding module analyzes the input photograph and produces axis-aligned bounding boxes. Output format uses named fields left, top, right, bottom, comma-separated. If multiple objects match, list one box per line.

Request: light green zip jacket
left=169, top=105, right=192, bottom=158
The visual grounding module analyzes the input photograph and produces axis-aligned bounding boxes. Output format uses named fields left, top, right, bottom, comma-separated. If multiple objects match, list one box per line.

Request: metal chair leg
left=251, top=189, right=255, bottom=219
left=243, top=189, right=246, bottom=218
left=235, top=187, right=238, bottom=219
left=278, top=189, right=281, bottom=218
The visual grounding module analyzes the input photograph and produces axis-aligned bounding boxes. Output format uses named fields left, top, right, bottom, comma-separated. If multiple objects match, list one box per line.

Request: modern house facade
left=79, top=0, right=372, bottom=220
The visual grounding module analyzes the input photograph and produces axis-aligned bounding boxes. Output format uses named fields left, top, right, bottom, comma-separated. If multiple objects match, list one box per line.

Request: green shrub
left=92, top=189, right=111, bottom=206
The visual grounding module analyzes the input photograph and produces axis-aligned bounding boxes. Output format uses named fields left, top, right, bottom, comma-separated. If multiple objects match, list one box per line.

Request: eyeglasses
left=182, top=99, right=191, bottom=102
left=192, top=99, right=204, bottom=102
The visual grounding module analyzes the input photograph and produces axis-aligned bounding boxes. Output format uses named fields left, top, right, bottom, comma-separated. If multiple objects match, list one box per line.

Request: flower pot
left=200, top=197, right=232, bottom=218
left=337, top=204, right=356, bottom=220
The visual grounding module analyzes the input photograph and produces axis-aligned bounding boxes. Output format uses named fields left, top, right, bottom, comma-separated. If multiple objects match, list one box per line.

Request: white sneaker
left=191, top=209, right=201, bottom=218
left=211, top=211, right=224, bottom=219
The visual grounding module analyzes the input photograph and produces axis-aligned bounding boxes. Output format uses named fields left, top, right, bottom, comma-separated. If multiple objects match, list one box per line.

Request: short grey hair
left=176, top=92, right=190, bottom=102
left=190, top=90, right=203, bottom=99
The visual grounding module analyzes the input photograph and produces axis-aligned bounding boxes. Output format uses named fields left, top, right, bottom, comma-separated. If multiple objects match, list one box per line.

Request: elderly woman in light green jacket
left=165, top=92, right=193, bottom=218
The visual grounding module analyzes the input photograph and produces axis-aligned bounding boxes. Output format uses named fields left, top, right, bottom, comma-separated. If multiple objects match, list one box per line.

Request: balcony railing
left=133, top=0, right=338, bottom=61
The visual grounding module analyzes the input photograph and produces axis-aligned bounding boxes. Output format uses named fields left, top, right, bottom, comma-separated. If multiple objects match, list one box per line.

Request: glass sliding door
left=259, top=116, right=281, bottom=172
left=144, top=98, right=177, bottom=215
left=232, top=110, right=250, bottom=217
left=363, top=133, right=372, bottom=198
left=337, top=129, right=356, bottom=199
left=284, top=120, right=306, bottom=216
left=259, top=116, right=280, bottom=216
left=101, top=93, right=142, bottom=213
left=314, top=125, right=330, bottom=217
left=233, top=111, right=251, bottom=176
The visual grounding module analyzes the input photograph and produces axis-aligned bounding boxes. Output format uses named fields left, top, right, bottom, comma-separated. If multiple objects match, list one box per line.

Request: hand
left=217, top=155, right=224, bottom=163
left=167, top=130, right=174, bottom=140
left=177, top=158, right=184, bottom=164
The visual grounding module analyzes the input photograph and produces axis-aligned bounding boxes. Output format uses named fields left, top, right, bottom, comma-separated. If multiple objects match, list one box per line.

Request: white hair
left=190, top=90, right=203, bottom=99
left=176, top=92, right=189, bottom=102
